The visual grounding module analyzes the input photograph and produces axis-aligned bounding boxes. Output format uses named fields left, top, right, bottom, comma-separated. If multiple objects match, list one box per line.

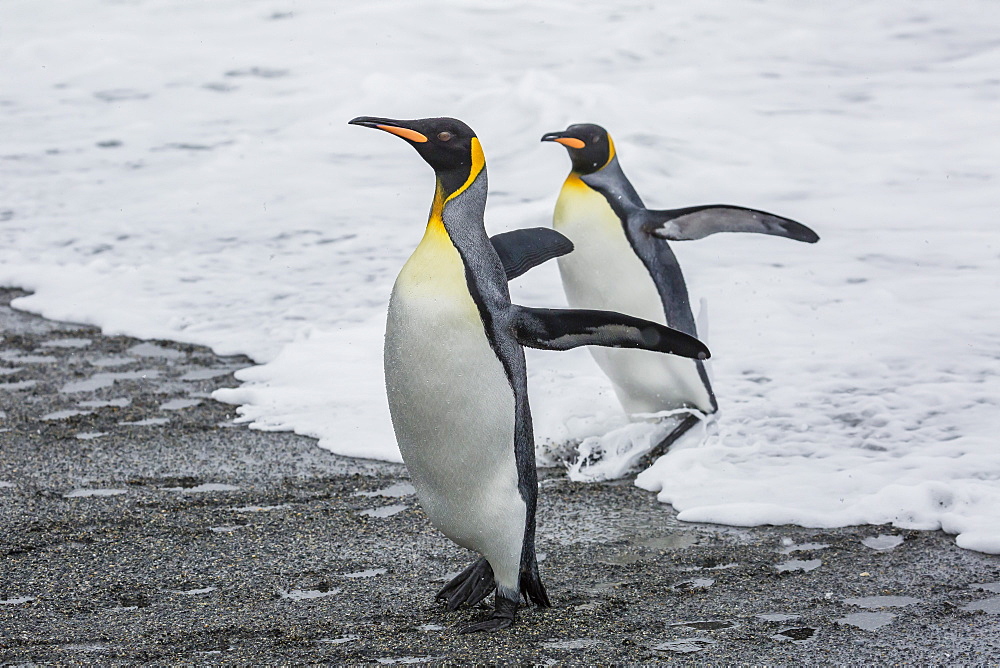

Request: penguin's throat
left=426, top=169, right=487, bottom=239
left=425, top=181, right=450, bottom=240
left=563, top=172, right=590, bottom=191
left=399, top=191, right=475, bottom=311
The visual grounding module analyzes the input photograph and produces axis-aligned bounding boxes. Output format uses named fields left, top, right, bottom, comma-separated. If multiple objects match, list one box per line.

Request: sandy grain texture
left=1, top=288, right=998, bottom=665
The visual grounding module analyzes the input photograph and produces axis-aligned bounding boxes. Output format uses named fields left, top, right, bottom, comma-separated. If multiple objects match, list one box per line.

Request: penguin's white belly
left=554, top=182, right=713, bottom=415
left=384, top=235, right=525, bottom=588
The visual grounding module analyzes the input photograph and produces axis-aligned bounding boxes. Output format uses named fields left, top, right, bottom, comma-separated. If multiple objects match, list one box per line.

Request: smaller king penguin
left=349, top=116, right=711, bottom=633
left=542, top=123, right=819, bottom=443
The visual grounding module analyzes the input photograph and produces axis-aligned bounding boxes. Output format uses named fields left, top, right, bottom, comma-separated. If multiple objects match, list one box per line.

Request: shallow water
left=78, top=398, right=131, bottom=408
left=0, top=597, right=35, bottom=605
left=844, top=595, right=921, bottom=609
left=179, top=368, right=235, bottom=381
left=772, top=627, right=816, bottom=643
left=971, top=583, right=1000, bottom=593
left=129, top=343, right=183, bottom=359
left=756, top=613, right=800, bottom=622
left=159, top=398, right=202, bottom=410
left=40, top=338, right=91, bottom=348
left=961, top=596, right=1000, bottom=615
left=358, top=504, right=408, bottom=519
left=161, top=482, right=239, bottom=493
left=41, top=409, right=93, bottom=421
left=75, top=432, right=107, bottom=440
left=354, top=482, right=416, bottom=498
left=317, top=635, right=359, bottom=645
left=61, top=370, right=160, bottom=393
left=63, top=488, right=127, bottom=498
left=861, top=534, right=904, bottom=551
left=118, top=417, right=170, bottom=426
left=280, top=588, right=340, bottom=601
left=775, top=559, right=822, bottom=573
left=343, top=569, right=387, bottom=579
left=836, top=612, right=896, bottom=631
left=778, top=540, right=829, bottom=554
left=671, top=620, right=734, bottom=631
left=654, top=638, right=717, bottom=654
left=541, top=639, right=601, bottom=650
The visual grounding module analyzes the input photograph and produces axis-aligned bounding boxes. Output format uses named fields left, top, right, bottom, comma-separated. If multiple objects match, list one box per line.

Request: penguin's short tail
left=520, top=558, right=551, bottom=608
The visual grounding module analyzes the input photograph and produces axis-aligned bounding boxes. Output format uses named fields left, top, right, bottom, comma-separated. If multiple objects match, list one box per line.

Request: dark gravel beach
left=1, top=286, right=998, bottom=665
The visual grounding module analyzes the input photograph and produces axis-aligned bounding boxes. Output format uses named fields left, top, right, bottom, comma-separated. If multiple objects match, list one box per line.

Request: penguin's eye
left=437, top=131, right=454, bottom=142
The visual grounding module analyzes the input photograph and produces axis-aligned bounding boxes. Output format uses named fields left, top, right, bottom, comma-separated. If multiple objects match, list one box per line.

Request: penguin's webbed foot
left=457, top=595, right=518, bottom=634
left=436, top=558, right=495, bottom=611
left=635, top=412, right=706, bottom=472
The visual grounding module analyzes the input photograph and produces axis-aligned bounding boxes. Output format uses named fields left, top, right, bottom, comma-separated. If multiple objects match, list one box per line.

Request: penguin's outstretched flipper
left=490, top=228, right=574, bottom=280
left=644, top=205, right=820, bottom=243
left=436, top=558, right=496, bottom=611
left=512, top=306, right=710, bottom=360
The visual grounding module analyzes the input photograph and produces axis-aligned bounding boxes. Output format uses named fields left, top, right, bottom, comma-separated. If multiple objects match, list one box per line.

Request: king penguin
left=349, top=116, right=711, bottom=633
left=541, top=123, right=819, bottom=444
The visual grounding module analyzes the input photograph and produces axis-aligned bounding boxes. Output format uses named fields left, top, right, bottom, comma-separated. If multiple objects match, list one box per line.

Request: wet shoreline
left=1, top=287, right=998, bottom=664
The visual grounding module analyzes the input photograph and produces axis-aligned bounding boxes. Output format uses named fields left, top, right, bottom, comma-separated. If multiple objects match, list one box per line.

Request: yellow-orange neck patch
left=425, top=180, right=448, bottom=238
left=445, top=136, right=486, bottom=203
left=604, top=134, right=616, bottom=168
left=562, top=172, right=589, bottom=191
left=419, top=136, right=486, bottom=244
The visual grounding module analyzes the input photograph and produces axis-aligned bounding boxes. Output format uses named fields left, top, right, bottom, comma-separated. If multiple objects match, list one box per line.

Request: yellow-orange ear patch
left=445, top=136, right=486, bottom=203
left=377, top=125, right=428, bottom=143
left=555, top=137, right=586, bottom=149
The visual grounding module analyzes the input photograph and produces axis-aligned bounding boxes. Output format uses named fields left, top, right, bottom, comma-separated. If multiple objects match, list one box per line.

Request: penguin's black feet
left=435, top=558, right=495, bottom=611
left=457, top=595, right=518, bottom=634
left=636, top=412, right=705, bottom=473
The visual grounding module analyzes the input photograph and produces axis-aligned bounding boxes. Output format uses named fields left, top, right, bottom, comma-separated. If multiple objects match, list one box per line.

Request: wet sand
left=1, top=286, right=998, bottom=664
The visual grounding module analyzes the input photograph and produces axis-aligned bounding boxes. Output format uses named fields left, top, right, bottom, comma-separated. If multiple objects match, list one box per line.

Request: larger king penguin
left=542, top=123, right=819, bottom=442
left=349, top=116, right=710, bottom=633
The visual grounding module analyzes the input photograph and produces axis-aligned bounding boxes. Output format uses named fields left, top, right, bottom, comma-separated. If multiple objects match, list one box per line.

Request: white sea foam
left=1, top=2, right=998, bottom=551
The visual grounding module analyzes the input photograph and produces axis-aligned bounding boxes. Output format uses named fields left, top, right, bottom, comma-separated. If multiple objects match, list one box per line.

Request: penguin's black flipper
left=490, top=228, right=574, bottom=280
left=512, top=306, right=710, bottom=360
left=644, top=205, right=819, bottom=243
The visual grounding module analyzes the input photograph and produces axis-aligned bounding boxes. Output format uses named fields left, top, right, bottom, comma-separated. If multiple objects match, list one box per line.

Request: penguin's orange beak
left=349, top=116, right=428, bottom=143
left=541, top=131, right=585, bottom=149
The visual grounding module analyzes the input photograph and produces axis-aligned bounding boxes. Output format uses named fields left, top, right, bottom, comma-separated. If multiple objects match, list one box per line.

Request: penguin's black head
left=349, top=116, right=483, bottom=197
left=541, top=123, right=615, bottom=175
